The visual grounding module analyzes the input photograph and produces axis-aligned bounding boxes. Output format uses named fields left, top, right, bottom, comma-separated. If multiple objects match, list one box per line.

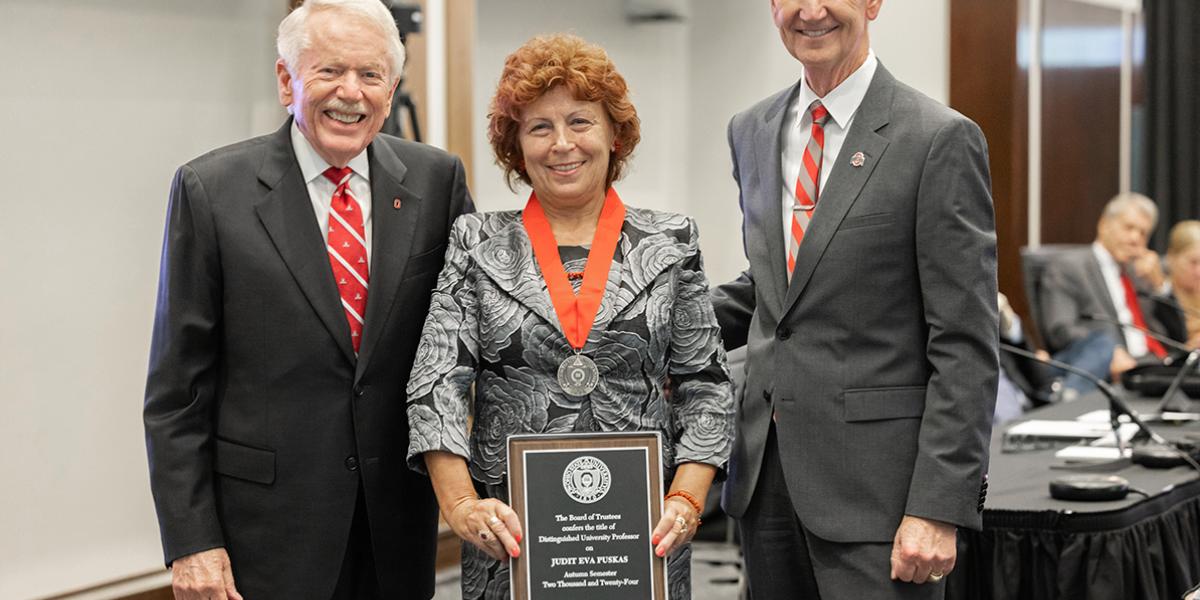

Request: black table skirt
left=947, top=394, right=1200, bottom=600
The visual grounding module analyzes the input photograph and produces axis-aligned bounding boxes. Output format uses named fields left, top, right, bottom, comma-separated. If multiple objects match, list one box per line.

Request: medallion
left=557, top=353, right=600, bottom=396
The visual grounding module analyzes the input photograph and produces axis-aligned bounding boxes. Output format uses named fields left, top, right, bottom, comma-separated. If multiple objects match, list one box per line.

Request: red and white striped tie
left=323, top=166, right=369, bottom=353
left=787, top=101, right=831, bottom=280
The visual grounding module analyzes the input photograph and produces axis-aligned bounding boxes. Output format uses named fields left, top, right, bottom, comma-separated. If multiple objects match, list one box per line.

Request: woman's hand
left=448, top=497, right=524, bottom=561
left=650, top=496, right=700, bottom=558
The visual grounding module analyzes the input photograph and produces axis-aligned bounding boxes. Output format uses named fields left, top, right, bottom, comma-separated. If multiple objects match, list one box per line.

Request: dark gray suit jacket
left=1038, top=245, right=1164, bottom=354
left=714, top=64, right=998, bottom=543
left=144, top=120, right=473, bottom=599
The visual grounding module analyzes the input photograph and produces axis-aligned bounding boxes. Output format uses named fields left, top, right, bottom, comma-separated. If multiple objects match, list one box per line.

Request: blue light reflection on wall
left=1018, top=26, right=1145, bottom=68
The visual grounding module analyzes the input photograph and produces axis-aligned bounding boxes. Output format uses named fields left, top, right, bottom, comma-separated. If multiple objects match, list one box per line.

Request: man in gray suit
left=713, top=1, right=997, bottom=597
left=143, top=1, right=472, bottom=598
left=1038, top=193, right=1168, bottom=392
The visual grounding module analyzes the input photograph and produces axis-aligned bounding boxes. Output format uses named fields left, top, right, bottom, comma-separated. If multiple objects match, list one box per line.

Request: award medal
left=523, top=189, right=626, bottom=397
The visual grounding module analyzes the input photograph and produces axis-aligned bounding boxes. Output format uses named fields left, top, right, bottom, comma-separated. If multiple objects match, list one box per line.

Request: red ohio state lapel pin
left=393, top=197, right=402, bottom=209
left=850, top=151, right=866, bottom=167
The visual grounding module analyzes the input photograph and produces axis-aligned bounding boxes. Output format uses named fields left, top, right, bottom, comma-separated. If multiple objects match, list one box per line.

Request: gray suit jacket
left=144, top=119, right=473, bottom=599
left=1039, top=245, right=1164, bottom=354
left=713, top=64, right=998, bottom=543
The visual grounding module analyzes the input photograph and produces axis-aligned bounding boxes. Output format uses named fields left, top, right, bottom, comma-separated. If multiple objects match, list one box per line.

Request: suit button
left=353, top=386, right=364, bottom=398
left=345, top=456, right=359, bottom=471
left=777, top=328, right=792, bottom=340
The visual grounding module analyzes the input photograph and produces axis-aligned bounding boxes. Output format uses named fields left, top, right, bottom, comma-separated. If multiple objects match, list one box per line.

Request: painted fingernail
left=655, top=547, right=665, bottom=557
left=511, top=547, right=520, bottom=558
left=515, top=533, right=522, bottom=543
left=651, top=534, right=661, bottom=545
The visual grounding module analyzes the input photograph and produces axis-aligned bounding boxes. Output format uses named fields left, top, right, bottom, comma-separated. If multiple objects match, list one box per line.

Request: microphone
left=1000, top=343, right=1165, bottom=445
left=1080, top=313, right=1198, bottom=414
left=1081, top=313, right=1190, bottom=356
left=1001, top=343, right=1200, bottom=473
left=1136, top=287, right=1200, bottom=321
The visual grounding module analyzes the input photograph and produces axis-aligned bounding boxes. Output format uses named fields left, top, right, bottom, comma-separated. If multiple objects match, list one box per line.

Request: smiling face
left=276, top=9, right=396, bottom=167
left=770, top=0, right=882, bottom=93
left=517, top=86, right=615, bottom=212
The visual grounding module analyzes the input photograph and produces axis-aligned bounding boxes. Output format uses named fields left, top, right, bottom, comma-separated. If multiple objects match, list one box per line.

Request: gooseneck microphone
left=1136, top=287, right=1200, bottom=321
left=1081, top=313, right=1200, bottom=414
left=1081, top=313, right=1190, bottom=356
left=1001, top=343, right=1166, bottom=444
left=1000, top=343, right=1200, bottom=474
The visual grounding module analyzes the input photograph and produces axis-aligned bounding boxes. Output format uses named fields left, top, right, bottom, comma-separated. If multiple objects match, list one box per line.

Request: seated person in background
left=1157, top=220, right=1200, bottom=348
left=996, top=293, right=1054, bottom=424
left=1039, top=193, right=1168, bottom=393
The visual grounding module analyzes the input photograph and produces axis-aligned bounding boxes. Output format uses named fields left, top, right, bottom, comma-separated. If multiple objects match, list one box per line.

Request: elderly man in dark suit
left=143, top=1, right=472, bottom=598
left=712, top=1, right=997, bottom=598
left=1039, top=193, right=1168, bottom=394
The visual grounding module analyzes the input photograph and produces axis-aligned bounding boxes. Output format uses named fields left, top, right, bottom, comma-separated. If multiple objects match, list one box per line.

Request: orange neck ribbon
left=522, top=188, right=626, bottom=351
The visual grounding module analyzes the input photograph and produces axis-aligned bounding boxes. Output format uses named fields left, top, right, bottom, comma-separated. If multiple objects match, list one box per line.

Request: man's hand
left=890, top=515, right=956, bottom=584
left=171, top=548, right=243, bottom=600
left=1110, top=346, right=1138, bottom=381
left=1132, top=250, right=1166, bottom=290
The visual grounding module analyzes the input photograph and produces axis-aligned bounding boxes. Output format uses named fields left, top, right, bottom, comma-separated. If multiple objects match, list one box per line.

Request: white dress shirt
left=291, top=122, right=373, bottom=265
left=780, top=50, right=879, bottom=251
left=1092, top=241, right=1147, bottom=356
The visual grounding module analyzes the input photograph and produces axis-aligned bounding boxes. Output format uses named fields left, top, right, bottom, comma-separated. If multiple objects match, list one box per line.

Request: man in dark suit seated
left=142, top=1, right=473, bottom=598
left=1038, top=193, right=1168, bottom=395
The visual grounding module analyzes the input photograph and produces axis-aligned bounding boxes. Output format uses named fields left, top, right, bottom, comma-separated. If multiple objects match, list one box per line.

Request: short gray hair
left=277, top=0, right=406, bottom=84
left=1102, top=192, right=1158, bottom=228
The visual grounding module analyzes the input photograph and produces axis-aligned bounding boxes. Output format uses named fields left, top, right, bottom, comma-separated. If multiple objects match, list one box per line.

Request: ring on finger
left=489, top=516, right=502, bottom=526
left=928, top=572, right=944, bottom=583
left=479, top=529, right=492, bottom=542
left=674, top=516, right=688, bottom=534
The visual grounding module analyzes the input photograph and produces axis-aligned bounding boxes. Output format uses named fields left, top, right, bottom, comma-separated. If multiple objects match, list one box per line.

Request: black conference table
left=947, top=395, right=1200, bottom=600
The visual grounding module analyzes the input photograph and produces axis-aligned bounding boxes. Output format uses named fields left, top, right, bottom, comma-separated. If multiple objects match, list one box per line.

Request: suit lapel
left=254, top=121, right=357, bottom=364
left=1085, top=252, right=1120, bottom=321
left=355, top=139, right=422, bottom=376
left=783, top=66, right=894, bottom=313
left=750, top=86, right=799, bottom=311
left=471, top=217, right=562, bottom=331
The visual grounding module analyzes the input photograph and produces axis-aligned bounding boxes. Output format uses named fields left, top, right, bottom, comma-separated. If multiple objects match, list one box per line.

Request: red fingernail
left=655, top=547, right=665, bottom=557
left=652, top=534, right=660, bottom=545
left=511, top=547, right=520, bottom=558
left=516, top=534, right=522, bottom=543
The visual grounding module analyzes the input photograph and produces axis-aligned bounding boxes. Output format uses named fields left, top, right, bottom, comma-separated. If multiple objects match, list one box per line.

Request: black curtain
left=1145, top=0, right=1200, bottom=251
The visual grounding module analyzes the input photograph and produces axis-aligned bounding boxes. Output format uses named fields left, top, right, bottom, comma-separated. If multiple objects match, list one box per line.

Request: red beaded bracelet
left=665, top=490, right=703, bottom=521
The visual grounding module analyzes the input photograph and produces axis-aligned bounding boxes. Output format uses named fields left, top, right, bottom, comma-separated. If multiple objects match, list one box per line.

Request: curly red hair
left=488, top=34, right=641, bottom=192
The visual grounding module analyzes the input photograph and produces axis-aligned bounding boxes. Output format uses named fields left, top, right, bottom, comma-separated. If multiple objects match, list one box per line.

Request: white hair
left=1102, top=192, right=1159, bottom=228
left=277, top=0, right=406, bottom=84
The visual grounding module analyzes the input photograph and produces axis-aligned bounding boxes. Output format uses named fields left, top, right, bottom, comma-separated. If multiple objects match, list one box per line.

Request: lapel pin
left=393, top=197, right=403, bottom=210
left=850, top=151, right=865, bottom=167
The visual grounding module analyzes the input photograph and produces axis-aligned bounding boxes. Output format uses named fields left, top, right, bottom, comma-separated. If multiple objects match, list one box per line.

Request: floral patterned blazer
left=405, top=206, right=735, bottom=489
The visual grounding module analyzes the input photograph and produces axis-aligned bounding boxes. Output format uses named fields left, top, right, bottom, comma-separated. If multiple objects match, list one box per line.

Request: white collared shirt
left=780, top=50, right=879, bottom=253
left=1092, top=241, right=1147, bottom=356
left=291, top=122, right=373, bottom=264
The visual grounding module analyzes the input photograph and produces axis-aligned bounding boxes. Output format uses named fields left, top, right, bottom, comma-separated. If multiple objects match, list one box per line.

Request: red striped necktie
left=788, top=101, right=831, bottom=280
left=323, top=166, right=369, bottom=353
left=1120, top=274, right=1166, bottom=358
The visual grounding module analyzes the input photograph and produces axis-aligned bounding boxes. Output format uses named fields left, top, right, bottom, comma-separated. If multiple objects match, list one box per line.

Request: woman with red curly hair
left=406, top=34, right=734, bottom=599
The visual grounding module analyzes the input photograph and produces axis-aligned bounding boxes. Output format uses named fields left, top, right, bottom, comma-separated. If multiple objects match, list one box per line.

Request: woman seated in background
left=405, top=33, right=734, bottom=600
left=1158, top=220, right=1200, bottom=347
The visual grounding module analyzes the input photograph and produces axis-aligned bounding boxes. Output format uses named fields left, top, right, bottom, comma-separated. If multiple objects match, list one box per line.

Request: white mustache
left=324, top=99, right=367, bottom=115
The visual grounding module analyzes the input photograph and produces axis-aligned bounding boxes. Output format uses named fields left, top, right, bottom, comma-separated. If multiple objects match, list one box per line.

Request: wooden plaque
left=507, top=432, right=666, bottom=600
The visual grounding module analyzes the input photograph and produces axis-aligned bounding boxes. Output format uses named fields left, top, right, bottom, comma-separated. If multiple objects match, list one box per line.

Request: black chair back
left=1019, top=244, right=1087, bottom=352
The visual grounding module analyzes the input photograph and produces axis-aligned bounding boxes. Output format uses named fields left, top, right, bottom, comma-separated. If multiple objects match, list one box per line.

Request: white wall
left=472, top=0, right=950, bottom=284
left=0, top=1, right=285, bottom=597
